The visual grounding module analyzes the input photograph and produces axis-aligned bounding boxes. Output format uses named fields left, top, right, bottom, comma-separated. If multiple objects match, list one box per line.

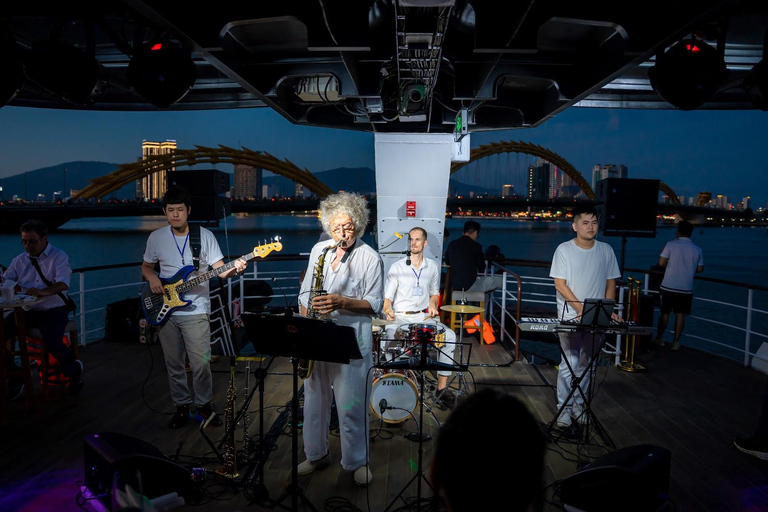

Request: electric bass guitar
left=141, top=237, right=283, bottom=325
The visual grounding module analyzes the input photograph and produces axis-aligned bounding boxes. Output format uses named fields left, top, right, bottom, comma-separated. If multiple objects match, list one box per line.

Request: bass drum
left=369, top=369, right=419, bottom=424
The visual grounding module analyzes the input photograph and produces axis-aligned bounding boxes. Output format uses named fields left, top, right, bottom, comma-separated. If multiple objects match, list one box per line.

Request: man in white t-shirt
left=382, top=227, right=458, bottom=409
left=142, top=187, right=246, bottom=429
left=653, top=220, right=704, bottom=351
left=549, top=205, right=621, bottom=429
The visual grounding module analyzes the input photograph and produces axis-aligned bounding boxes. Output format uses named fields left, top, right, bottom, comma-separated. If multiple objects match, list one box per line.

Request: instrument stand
left=544, top=331, right=615, bottom=451
left=240, top=356, right=277, bottom=506
left=240, top=313, right=361, bottom=512
left=384, top=335, right=438, bottom=512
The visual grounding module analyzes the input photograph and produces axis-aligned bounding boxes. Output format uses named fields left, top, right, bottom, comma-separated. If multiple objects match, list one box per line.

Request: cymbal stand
left=384, top=334, right=435, bottom=512
left=435, top=312, right=471, bottom=405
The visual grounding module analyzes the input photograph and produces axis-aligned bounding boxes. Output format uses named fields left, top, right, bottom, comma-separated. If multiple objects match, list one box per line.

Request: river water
left=0, top=215, right=764, bottom=362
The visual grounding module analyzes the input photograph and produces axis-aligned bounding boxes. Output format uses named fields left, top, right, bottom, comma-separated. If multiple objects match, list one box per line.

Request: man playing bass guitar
left=142, top=187, right=247, bottom=429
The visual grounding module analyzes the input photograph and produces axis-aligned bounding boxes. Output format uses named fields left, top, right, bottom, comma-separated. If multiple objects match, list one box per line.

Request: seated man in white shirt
left=3, top=219, right=83, bottom=399
left=382, top=227, right=458, bottom=408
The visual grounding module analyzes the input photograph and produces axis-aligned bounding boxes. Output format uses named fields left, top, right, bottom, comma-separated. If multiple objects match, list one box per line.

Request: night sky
left=1, top=104, right=767, bottom=207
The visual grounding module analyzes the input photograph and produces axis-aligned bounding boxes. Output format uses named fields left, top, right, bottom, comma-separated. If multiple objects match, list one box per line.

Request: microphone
left=405, top=232, right=411, bottom=266
left=379, top=398, right=388, bottom=413
left=272, top=276, right=293, bottom=316
left=394, top=232, right=403, bottom=239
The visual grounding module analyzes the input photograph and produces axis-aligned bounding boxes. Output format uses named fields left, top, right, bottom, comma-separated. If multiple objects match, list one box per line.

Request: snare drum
left=369, top=369, right=419, bottom=423
left=395, top=322, right=445, bottom=348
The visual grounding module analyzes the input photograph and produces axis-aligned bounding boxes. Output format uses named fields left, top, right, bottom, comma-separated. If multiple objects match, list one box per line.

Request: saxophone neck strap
left=340, top=238, right=358, bottom=264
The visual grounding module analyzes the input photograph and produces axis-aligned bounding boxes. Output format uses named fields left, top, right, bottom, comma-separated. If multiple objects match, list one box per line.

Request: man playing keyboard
left=550, top=205, right=621, bottom=429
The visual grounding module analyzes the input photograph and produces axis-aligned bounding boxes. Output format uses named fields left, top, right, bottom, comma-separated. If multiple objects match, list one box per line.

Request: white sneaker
left=297, top=453, right=329, bottom=475
left=572, top=408, right=589, bottom=426
left=671, top=341, right=680, bottom=351
left=354, top=466, right=373, bottom=487
left=555, top=410, right=572, bottom=429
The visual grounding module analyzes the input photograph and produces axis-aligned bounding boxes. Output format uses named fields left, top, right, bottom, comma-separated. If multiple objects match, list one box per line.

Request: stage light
left=744, top=60, right=768, bottom=111
left=0, top=39, right=24, bottom=108
left=26, top=40, right=107, bottom=105
left=127, top=41, right=197, bottom=108
left=648, top=38, right=727, bottom=110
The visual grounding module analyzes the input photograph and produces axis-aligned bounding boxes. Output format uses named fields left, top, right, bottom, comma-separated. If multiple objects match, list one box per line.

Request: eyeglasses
left=331, top=223, right=355, bottom=234
left=20, top=239, right=42, bottom=246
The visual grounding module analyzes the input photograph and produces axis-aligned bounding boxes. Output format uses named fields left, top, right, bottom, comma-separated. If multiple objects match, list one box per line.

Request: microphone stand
left=384, top=331, right=435, bottom=512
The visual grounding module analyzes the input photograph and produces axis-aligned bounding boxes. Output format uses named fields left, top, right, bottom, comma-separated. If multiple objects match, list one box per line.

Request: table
left=0, top=294, right=42, bottom=422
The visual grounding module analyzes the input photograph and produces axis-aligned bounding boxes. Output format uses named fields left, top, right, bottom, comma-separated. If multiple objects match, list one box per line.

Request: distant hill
left=0, top=161, right=503, bottom=202
left=263, top=167, right=376, bottom=196
left=264, top=166, right=499, bottom=197
left=0, top=161, right=127, bottom=201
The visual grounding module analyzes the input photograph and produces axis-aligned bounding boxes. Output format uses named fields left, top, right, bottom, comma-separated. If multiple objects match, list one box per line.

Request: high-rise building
left=591, top=164, right=628, bottom=190
left=742, top=196, right=751, bottom=210
left=712, top=194, right=729, bottom=209
left=295, top=183, right=305, bottom=198
left=528, top=164, right=549, bottom=200
left=234, top=164, right=263, bottom=199
left=263, top=184, right=279, bottom=199
left=501, top=184, right=515, bottom=197
left=138, top=140, right=177, bottom=200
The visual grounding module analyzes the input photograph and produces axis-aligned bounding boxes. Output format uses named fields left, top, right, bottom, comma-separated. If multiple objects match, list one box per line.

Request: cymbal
left=440, top=304, right=484, bottom=314
left=372, top=317, right=397, bottom=326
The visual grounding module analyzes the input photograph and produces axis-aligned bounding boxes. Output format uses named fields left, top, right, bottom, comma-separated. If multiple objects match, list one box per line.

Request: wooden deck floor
left=1, top=333, right=768, bottom=512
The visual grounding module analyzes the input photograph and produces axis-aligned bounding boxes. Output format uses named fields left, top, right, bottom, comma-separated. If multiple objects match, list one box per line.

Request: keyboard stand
left=544, top=328, right=616, bottom=452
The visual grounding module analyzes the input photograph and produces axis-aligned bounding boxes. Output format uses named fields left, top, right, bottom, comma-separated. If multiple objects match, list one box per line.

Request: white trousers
left=302, top=350, right=373, bottom=471
left=556, top=332, right=603, bottom=415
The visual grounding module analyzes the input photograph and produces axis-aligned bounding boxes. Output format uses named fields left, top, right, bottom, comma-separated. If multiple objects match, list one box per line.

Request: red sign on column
left=406, top=201, right=416, bottom=218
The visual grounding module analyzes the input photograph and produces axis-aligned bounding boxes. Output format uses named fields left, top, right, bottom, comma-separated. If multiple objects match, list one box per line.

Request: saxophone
left=215, top=361, right=240, bottom=479
left=298, top=239, right=343, bottom=379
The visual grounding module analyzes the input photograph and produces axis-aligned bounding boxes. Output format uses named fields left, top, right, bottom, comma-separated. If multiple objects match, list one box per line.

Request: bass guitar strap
left=189, top=223, right=202, bottom=271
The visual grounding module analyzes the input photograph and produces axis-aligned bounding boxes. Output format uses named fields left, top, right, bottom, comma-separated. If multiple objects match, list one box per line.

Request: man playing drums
left=382, top=227, right=458, bottom=408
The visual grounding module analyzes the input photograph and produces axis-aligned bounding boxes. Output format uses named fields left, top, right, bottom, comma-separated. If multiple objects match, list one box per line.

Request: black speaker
left=84, top=432, right=193, bottom=510
left=560, top=444, right=671, bottom=512
left=168, top=169, right=231, bottom=222
left=104, top=298, right=142, bottom=343
left=596, top=178, right=659, bottom=238
left=168, top=169, right=229, bottom=196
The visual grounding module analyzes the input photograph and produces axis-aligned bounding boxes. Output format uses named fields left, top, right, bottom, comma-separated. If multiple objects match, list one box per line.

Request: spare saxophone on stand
left=216, top=359, right=240, bottom=478
left=298, top=239, right=343, bottom=379
left=618, top=277, right=647, bottom=373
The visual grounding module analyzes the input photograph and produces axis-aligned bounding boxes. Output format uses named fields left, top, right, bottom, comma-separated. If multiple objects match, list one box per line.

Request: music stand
left=546, top=299, right=616, bottom=449
left=241, top=312, right=361, bottom=512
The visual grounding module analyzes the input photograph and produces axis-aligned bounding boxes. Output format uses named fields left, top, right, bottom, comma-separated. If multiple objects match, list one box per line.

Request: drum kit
left=369, top=304, right=483, bottom=422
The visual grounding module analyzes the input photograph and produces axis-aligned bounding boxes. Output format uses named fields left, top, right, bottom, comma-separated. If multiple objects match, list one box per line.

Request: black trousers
left=4, top=306, right=76, bottom=377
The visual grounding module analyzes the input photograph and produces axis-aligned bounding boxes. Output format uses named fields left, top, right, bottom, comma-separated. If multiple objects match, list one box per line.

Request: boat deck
left=1, top=331, right=767, bottom=512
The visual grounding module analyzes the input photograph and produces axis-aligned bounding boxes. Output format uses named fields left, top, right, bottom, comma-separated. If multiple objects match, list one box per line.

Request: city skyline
left=0, top=105, right=767, bottom=207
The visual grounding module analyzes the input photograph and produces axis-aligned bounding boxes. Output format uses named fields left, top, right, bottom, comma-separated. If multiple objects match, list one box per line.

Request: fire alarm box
left=406, top=201, right=416, bottom=218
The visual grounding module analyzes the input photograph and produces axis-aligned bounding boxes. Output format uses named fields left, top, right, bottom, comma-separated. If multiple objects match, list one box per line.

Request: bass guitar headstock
left=251, top=236, right=283, bottom=260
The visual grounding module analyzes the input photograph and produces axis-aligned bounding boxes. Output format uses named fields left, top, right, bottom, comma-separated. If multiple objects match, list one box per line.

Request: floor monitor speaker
left=595, top=178, right=659, bottom=238
left=560, top=444, right=671, bottom=512
left=83, top=432, right=193, bottom=510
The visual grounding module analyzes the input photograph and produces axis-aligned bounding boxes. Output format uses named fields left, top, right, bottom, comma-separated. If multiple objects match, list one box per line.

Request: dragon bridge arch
left=74, top=145, right=335, bottom=200
left=450, top=140, right=680, bottom=205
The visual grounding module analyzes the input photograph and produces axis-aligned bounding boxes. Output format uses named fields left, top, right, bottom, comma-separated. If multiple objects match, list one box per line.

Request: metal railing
left=485, top=259, right=768, bottom=368
left=68, top=255, right=768, bottom=369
